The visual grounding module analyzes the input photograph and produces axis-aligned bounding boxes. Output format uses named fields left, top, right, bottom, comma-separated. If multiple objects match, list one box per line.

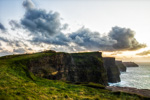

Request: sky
left=0, top=0, right=150, bottom=62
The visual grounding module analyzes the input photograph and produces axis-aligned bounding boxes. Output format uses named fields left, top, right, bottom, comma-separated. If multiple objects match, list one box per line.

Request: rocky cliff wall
left=70, top=52, right=108, bottom=85
left=115, top=61, right=126, bottom=72
left=103, top=57, right=120, bottom=83
left=123, top=62, right=139, bottom=67
left=28, top=51, right=108, bottom=85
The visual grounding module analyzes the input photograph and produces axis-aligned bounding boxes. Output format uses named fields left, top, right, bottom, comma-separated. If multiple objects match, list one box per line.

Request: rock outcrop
left=103, top=57, right=120, bottom=83
left=106, top=86, right=150, bottom=98
left=28, top=51, right=108, bottom=85
left=115, top=61, right=126, bottom=72
left=123, top=62, right=139, bottom=67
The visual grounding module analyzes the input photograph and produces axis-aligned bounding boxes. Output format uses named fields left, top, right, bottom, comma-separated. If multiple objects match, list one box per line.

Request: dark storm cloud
left=9, top=20, right=22, bottom=30
left=13, top=48, right=26, bottom=53
left=109, top=26, right=146, bottom=51
left=136, top=50, right=150, bottom=56
left=10, top=0, right=145, bottom=52
left=21, top=0, right=70, bottom=46
left=69, top=27, right=116, bottom=51
left=0, top=22, right=6, bottom=31
left=21, top=7, right=62, bottom=37
left=69, top=27, right=146, bottom=51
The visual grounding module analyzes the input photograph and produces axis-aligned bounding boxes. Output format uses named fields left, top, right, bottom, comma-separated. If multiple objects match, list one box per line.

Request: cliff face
left=115, top=61, right=126, bottom=72
left=28, top=51, right=108, bottom=85
left=28, top=52, right=71, bottom=81
left=103, top=57, right=120, bottom=83
left=70, top=52, right=108, bottom=85
left=123, top=62, right=139, bottom=67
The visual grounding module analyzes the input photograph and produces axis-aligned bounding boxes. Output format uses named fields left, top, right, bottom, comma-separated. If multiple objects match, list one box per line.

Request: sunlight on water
left=109, top=62, right=150, bottom=89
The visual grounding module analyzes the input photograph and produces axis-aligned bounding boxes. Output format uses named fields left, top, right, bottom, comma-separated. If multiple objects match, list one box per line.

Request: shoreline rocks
left=106, top=86, right=150, bottom=98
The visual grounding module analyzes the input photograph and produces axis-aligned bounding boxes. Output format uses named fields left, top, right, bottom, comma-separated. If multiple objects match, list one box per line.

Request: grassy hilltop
left=0, top=51, right=148, bottom=100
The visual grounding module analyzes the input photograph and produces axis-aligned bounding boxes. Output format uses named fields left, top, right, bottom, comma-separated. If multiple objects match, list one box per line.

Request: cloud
left=2, top=0, right=145, bottom=54
left=111, top=51, right=122, bottom=55
left=109, top=26, right=146, bottom=51
left=21, top=6, right=63, bottom=37
left=0, top=35, right=27, bottom=48
left=0, top=37, right=9, bottom=43
left=69, top=27, right=116, bottom=51
left=0, top=50, right=13, bottom=56
left=23, top=0, right=35, bottom=10
left=20, top=0, right=70, bottom=46
left=0, top=22, right=6, bottom=31
left=9, top=20, right=22, bottom=30
left=8, top=40, right=28, bottom=48
left=13, top=48, right=26, bottom=54
left=31, top=33, right=70, bottom=46
left=20, top=0, right=146, bottom=52
left=27, top=48, right=32, bottom=50
left=68, top=26, right=146, bottom=51
left=136, top=50, right=150, bottom=56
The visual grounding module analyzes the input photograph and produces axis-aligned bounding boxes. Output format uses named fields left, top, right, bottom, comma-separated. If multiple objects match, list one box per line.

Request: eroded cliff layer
left=123, top=62, right=139, bottom=67
left=28, top=51, right=108, bottom=85
left=103, top=57, right=120, bottom=83
left=115, top=61, right=126, bottom=72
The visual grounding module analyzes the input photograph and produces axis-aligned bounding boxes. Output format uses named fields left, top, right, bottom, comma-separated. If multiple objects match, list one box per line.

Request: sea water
left=109, top=62, right=150, bottom=89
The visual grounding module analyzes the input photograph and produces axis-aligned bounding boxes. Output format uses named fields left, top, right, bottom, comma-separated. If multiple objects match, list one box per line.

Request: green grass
left=0, top=52, right=148, bottom=100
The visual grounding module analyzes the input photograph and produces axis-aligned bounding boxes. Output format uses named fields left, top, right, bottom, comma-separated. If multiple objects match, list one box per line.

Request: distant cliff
left=103, top=57, right=120, bottom=83
left=115, top=61, right=126, bottom=72
left=123, top=62, right=139, bottom=67
left=28, top=51, right=108, bottom=85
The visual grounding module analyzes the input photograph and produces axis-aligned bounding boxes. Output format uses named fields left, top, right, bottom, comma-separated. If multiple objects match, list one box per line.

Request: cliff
left=103, top=57, right=120, bottom=83
left=70, top=52, right=108, bottom=85
left=123, top=62, right=139, bottom=67
left=28, top=51, right=108, bottom=85
left=0, top=51, right=149, bottom=99
left=115, top=61, right=126, bottom=72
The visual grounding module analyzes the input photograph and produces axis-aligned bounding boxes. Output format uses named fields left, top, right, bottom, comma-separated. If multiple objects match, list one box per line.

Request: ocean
left=109, top=62, right=150, bottom=89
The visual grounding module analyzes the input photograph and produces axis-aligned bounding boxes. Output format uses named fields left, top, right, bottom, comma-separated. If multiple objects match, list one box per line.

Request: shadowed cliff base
left=103, top=57, right=121, bottom=83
